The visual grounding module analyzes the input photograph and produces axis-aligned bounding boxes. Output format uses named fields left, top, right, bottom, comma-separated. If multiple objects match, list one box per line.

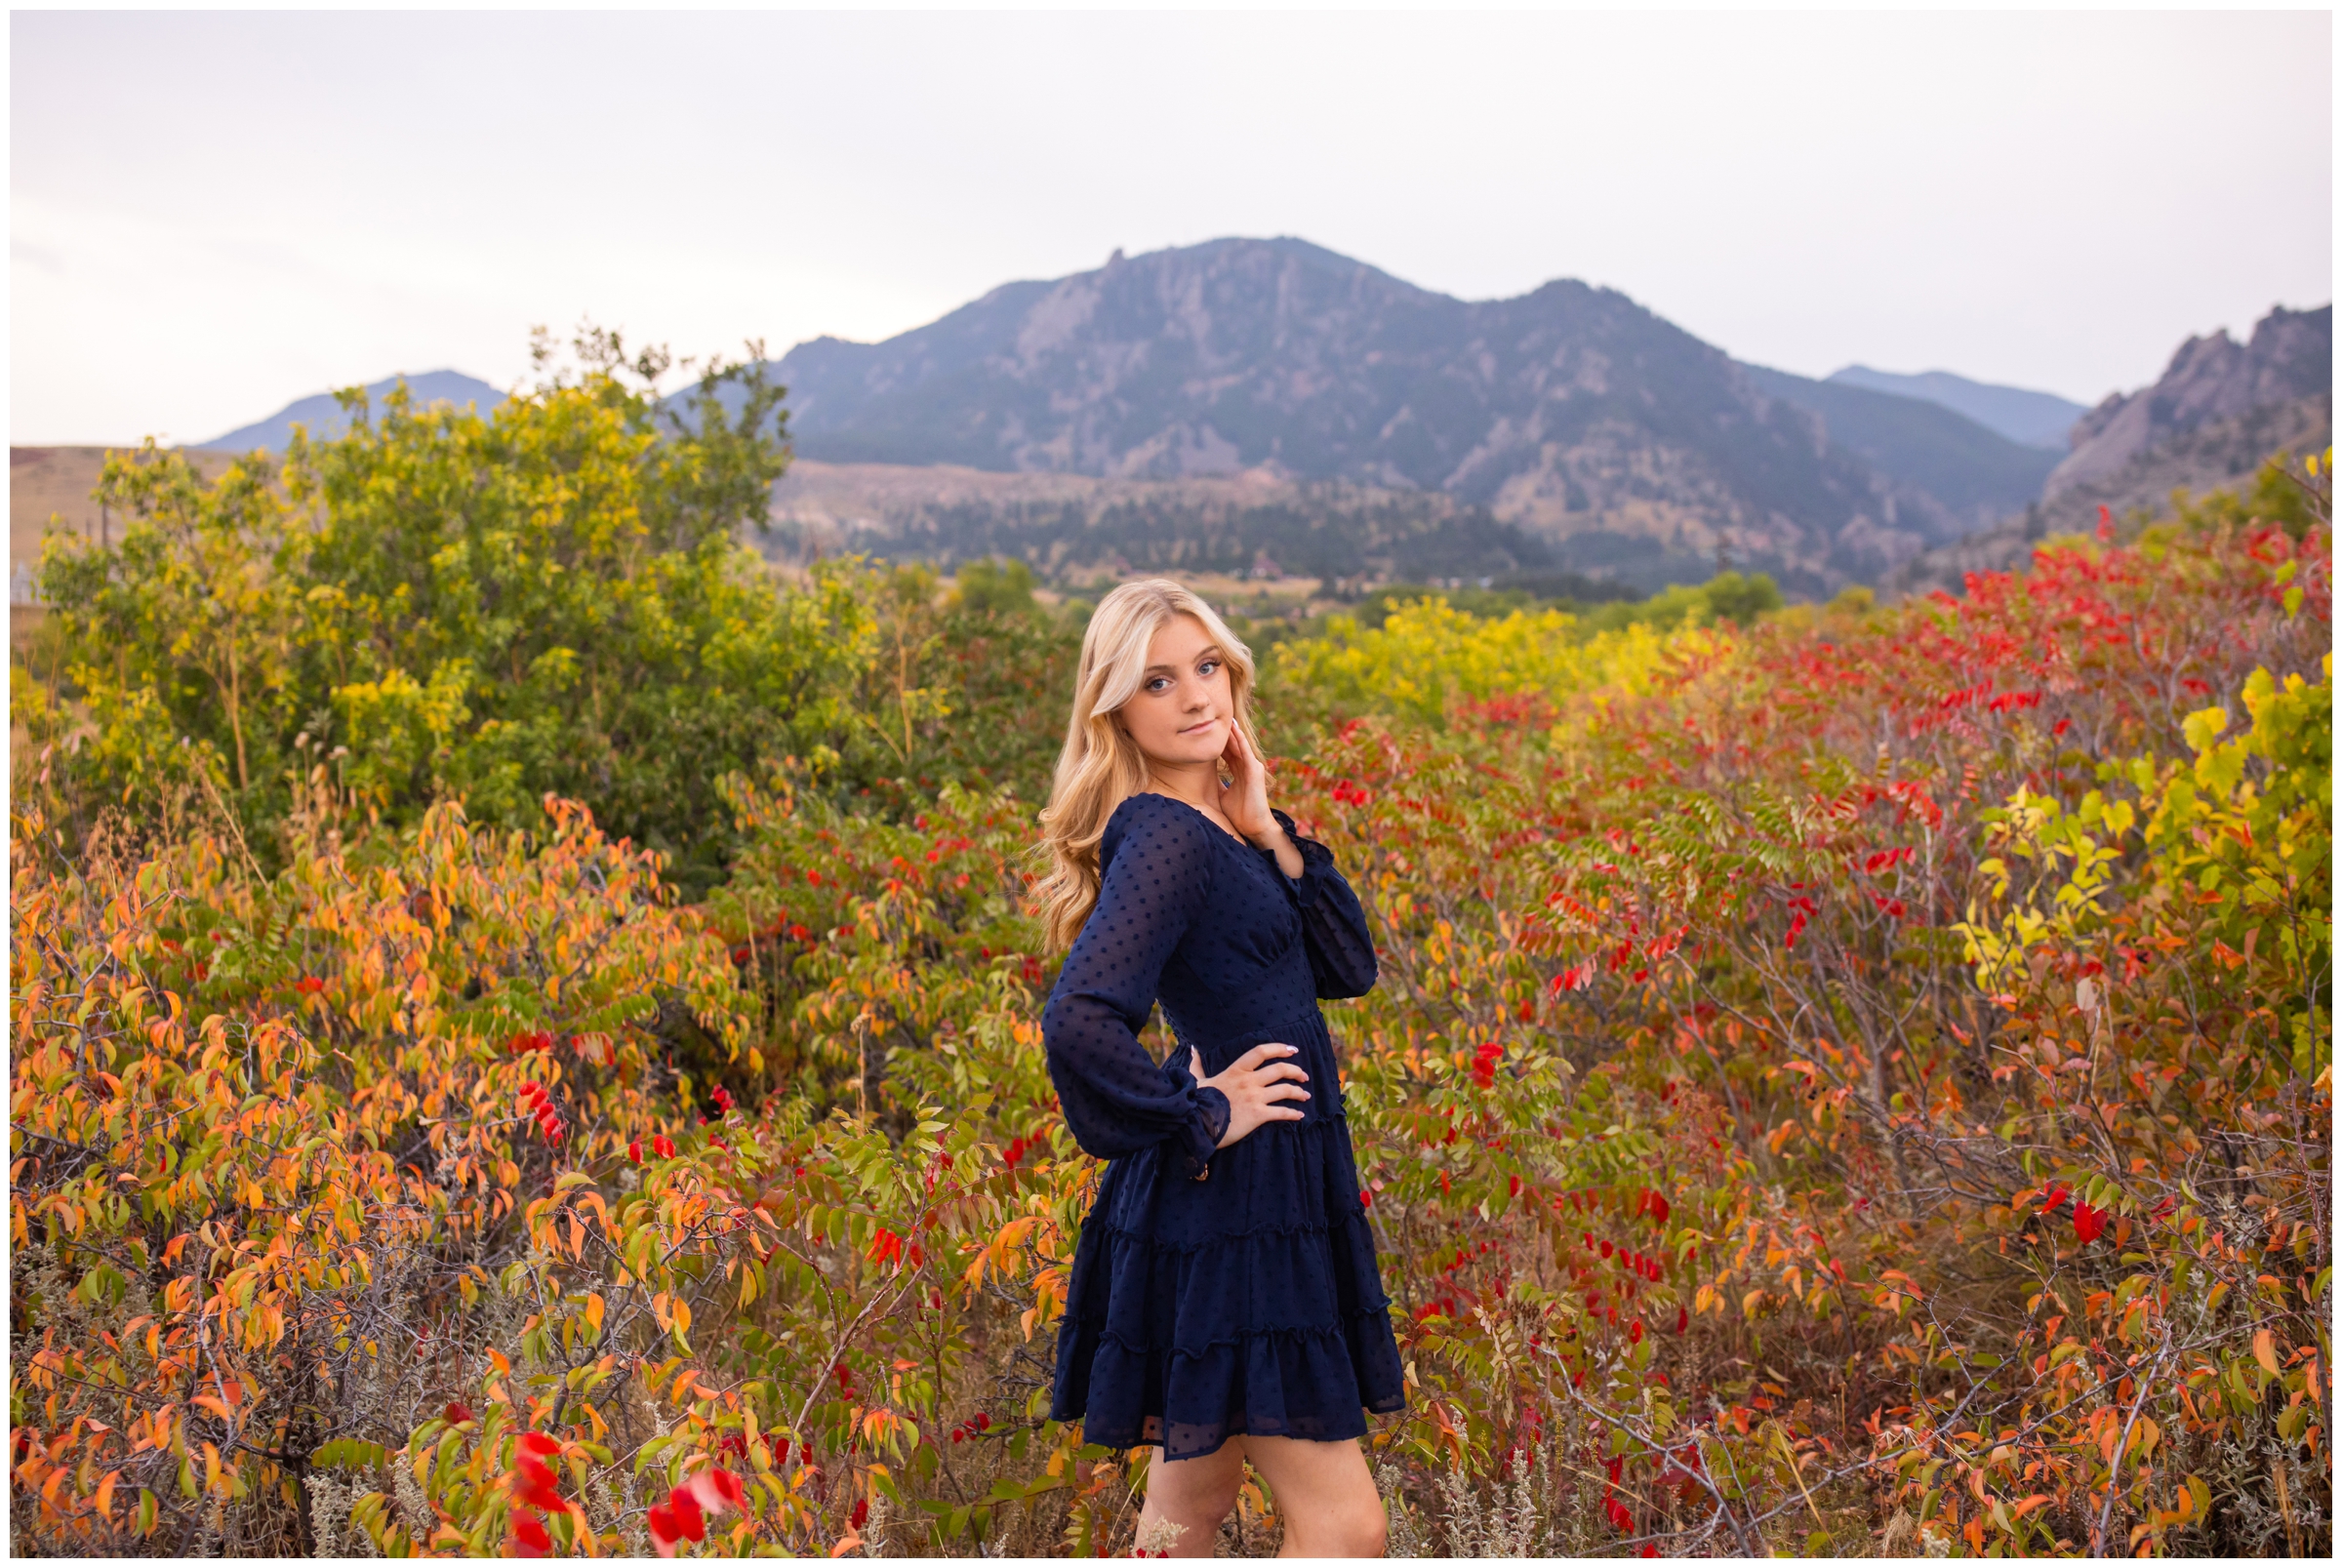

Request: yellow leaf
left=585, top=1293, right=605, bottom=1336
left=2253, top=1329, right=2281, bottom=1376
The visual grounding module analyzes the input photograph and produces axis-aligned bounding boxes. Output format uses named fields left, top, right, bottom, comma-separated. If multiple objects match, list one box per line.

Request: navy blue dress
left=1042, top=792, right=1407, bottom=1461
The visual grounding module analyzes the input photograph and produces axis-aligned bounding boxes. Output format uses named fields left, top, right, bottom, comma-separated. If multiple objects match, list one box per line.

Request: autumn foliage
left=11, top=418, right=2331, bottom=1556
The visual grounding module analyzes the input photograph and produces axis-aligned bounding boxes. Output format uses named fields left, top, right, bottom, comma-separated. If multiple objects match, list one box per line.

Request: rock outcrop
left=2045, top=305, right=2330, bottom=498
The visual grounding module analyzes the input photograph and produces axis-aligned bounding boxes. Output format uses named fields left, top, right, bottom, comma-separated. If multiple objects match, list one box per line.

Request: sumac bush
left=13, top=446, right=2331, bottom=1556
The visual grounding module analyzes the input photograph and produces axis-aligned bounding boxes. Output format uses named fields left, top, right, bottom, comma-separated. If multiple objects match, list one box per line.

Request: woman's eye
left=1197, top=660, right=1220, bottom=678
left=1145, top=677, right=1171, bottom=694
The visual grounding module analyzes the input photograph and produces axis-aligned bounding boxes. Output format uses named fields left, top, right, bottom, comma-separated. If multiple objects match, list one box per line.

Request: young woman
left=1035, top=580, right=1405, bottom=1558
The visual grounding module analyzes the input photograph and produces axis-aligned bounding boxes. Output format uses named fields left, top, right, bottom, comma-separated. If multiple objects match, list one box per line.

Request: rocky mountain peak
left=2048, top=303, right=2331, bottom=496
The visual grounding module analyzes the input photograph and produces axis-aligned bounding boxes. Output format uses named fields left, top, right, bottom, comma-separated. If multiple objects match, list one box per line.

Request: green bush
left=18, top=333, right=871, bottom=896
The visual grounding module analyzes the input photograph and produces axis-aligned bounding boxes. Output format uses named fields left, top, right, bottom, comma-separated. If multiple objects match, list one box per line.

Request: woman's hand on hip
left=1192, top=1044, right=1309, bottom=1148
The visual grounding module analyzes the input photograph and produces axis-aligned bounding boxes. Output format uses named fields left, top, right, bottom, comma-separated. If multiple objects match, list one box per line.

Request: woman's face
left=1115, top=612, right=1232, bottom=769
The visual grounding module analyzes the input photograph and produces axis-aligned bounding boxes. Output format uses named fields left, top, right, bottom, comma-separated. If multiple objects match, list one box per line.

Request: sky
left=10, top=9, right=2333, bottom=446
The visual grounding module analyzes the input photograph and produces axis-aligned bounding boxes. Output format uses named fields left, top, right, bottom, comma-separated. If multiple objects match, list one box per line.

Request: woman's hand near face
left=1191, top=1044, right=1309, bottom=1148
left=1220, top=726, right=1304, bottom=877
left=1218, top=722, right=1275, bottom=841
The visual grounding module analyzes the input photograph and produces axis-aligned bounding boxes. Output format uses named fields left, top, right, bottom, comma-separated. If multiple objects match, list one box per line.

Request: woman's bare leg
left=1242, top=1435, right=1386, bottom=1558
left=1136, top=1438, right=1246, bottom=1558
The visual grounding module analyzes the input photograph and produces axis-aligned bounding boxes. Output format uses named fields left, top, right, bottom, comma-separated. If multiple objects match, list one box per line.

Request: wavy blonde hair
left=1035, top=580, right=1261, bottom=951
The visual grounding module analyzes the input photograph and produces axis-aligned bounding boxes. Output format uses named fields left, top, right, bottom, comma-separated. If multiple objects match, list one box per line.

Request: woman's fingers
left=1201, top=1041, right=1318, bottom=1150
left=1235, top=1042, right=1299, bottom=1070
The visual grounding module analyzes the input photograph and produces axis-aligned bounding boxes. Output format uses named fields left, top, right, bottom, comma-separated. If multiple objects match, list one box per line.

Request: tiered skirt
left=1050, top=1009, right=1407, bottom=1460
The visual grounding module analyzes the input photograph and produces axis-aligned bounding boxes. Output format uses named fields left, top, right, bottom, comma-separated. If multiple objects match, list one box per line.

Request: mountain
left=200, top=370, right=505, bottom=453
left=1886, top=302, right=2332, bottom=596
left=2044, top=304, right=2330, bottom=497
left=1738, top=367, right=2060, bottom=530
left=1825, top=366, right=2085, bottom=450
left=745, top=237, right=1988, bottom=596
left=1885, top=396, right=2332, bottom=597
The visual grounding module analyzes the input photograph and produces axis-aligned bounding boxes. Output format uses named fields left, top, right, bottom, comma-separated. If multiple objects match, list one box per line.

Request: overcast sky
left=11, top=9, right=2332, bottom=446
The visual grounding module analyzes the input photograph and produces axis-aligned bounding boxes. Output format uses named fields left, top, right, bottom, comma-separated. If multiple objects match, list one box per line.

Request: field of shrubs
left=10, top=352, right=2330, bottom=1556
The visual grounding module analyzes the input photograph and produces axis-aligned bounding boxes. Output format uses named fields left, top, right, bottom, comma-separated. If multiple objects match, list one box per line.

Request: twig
left=2089, top=1337, right=2170, bottom=1555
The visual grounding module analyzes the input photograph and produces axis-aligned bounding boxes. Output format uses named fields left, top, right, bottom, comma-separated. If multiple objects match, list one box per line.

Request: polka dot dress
left=1042, top=792, right=1406, bottom=1461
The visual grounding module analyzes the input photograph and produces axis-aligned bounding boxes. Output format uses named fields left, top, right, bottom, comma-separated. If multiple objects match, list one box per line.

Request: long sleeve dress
left=1041, top=791, right=1407, bottom=1462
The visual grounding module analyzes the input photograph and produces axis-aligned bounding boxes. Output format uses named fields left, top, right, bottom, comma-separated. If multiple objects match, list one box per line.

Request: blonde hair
left=1035, top=580, right=1261, bottom=951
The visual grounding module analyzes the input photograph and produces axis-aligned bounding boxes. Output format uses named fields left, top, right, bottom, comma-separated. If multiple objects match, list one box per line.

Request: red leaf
left=667, top=1488, right=707, bottom=1542
left=512, top=1508, right=551, bottom=1555
left=512, top=1457, right=563, bottom=1511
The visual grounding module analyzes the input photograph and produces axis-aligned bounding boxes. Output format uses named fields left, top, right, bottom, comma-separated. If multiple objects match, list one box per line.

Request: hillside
left=2045, top=304, right=2330, bottom=497
left=1886, top=302, right=2332, bottom=596
left=1886, top=391, right=2331, bottom=595
left=199, top=369, right=505, bottom=453
left=1825, top=365, right=2085, bottom=449
left=10, top=444, right=247, bottom=594
left=765, top=459, right=1563, bottom=588
left=1739, top=366, right=2060, bottom=530
left=743, top=237, right=1984, bottom=597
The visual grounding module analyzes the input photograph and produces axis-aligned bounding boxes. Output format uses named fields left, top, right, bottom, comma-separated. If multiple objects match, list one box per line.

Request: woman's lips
left=1179, top=717, right=1224, bottom=737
